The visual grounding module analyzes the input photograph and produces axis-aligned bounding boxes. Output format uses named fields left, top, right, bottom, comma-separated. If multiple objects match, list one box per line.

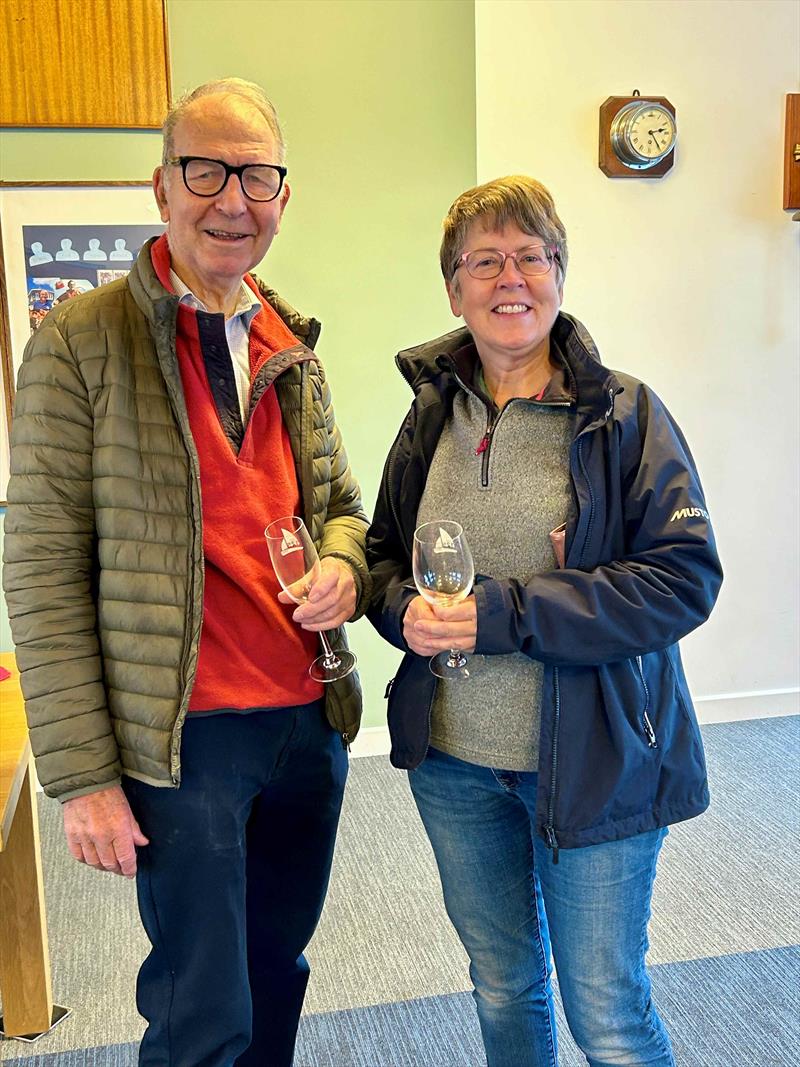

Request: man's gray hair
left=162, top=78, right=286, bottom=164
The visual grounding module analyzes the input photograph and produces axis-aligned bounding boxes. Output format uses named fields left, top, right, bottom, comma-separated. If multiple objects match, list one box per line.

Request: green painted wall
left=0, top=0, right=477, bottom=729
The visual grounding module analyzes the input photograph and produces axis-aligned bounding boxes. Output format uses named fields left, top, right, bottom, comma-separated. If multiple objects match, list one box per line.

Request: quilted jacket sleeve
left=316, top=367, right=371, bottom=619
left=3, top=315, right=121, bottom=800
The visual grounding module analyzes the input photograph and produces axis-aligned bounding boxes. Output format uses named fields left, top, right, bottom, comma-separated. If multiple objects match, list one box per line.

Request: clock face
left=628, top=106, right=676, bottom=161
left=610, top=100, right=677, bottom=169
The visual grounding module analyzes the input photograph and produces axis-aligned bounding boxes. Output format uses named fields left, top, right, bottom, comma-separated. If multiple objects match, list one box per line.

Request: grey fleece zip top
left=418, top=385, right=574, bottom=771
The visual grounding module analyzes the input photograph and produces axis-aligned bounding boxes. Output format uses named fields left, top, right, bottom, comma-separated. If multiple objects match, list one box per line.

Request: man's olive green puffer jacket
left=3, top=240, right=369, bottom=801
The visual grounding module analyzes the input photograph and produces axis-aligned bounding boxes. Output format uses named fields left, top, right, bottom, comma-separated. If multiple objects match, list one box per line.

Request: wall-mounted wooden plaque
left=784, top=94, right=800, bottom=211
left=0, top=0, right=171, bottom=129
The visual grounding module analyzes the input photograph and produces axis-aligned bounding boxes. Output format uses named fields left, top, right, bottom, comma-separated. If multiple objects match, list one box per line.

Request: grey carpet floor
left=1, top=716, right=798, bottom=1066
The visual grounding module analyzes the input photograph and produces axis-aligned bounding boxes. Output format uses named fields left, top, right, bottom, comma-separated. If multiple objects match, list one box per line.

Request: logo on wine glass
left=280, top=528, right=304, bottom=556
left=433, top=527, right=457, bottom=554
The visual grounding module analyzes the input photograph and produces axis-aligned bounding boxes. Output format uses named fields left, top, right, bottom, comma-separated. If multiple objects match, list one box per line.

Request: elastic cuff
left=56, top=777, right=123, bottom=803
left=324, top=552, right=370, bottom=620
left=473, top=579, right=518, bottom=655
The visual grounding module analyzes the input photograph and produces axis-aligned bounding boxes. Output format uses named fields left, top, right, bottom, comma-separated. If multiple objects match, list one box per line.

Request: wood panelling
left=784, top=94, right=800, bottom=211
left=0, top=0, right=170, bottom=128
left=0, top=653, right=54, bottom=1036
left=0, top=654, right=29, bottom=853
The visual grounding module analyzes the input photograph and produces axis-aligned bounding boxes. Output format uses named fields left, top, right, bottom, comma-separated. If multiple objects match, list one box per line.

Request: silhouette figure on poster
left=83, top=239, right=107, bottom=261
left=55, top=238, right=80, bottom=262
left=29, top=241, right=53, bottom=265
left=109, top=239, right=133, bottom=261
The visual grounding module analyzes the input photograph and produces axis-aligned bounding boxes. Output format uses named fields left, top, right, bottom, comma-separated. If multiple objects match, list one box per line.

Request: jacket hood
left=395, top=311, right=621, bottom=417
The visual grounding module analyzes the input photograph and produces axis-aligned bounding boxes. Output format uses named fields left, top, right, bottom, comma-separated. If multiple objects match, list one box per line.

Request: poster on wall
left=24, top=224, right=162, bottom=334
left=0, top=183, right=165, bottom=502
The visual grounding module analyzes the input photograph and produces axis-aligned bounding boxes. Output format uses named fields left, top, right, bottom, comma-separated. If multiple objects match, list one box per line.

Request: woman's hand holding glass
left=403, top=594, right=478, bottom=656
left=411, top=521, right=478, bottom=680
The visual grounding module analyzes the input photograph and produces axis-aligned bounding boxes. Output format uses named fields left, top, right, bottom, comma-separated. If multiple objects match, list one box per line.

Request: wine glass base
left=310, top=650, right=357, bottom=684
left=429, top=651, right=481, bottom=681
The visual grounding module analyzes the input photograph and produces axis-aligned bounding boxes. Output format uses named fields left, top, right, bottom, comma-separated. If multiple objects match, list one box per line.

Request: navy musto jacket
left=366, top=312, right=723, bottom=856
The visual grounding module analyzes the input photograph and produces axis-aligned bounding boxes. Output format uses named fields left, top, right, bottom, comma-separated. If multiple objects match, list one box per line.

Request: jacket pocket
left=550, top=659, right=663, bottom=834
left=550, top=650, right=708, bottom=842
left=385, top=653, right=437, bottom=770
left=635, top=655, right=658, bottom=748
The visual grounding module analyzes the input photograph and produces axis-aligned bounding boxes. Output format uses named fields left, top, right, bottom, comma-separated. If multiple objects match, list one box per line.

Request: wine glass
left=264, top=515, right=357, bottom=683
left=412, top=520, right=477, bottom=680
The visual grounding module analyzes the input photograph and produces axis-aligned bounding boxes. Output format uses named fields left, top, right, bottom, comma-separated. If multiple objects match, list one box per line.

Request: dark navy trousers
left=122, top=700, right=347, bottom=1067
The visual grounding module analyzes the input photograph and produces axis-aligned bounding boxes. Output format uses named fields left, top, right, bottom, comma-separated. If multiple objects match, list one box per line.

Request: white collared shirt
left=170, top=270, right=262, bottom=422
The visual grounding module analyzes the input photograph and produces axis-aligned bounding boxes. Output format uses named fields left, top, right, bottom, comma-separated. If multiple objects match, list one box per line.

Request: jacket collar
left=126, top=236, right=322, bottom=351
left=395, top=311, right=623, bottom=418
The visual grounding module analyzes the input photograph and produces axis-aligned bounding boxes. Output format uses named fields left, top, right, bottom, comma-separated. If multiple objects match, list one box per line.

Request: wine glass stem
left=447, top=649, right=467, bottom=669
left=319, top=631, right=341, bottom=669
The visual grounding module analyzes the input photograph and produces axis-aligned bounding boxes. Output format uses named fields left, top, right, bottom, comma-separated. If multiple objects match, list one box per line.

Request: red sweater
left=151, top=236, right=323, bottom=711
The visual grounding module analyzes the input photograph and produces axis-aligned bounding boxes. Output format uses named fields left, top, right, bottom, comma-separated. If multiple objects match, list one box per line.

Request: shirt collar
left=169, top=269, right=262, bottom=327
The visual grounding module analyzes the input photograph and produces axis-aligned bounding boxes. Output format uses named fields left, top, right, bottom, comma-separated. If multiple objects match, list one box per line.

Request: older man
left=3, top=79, right=368, bottom=1067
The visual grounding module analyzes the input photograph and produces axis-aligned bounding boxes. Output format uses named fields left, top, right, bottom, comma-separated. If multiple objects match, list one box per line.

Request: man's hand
left=278, top=556, right=356, bottom=631
left=403, top=594, right=478, bottom=656
left=63, top=784, right=149, bottom=878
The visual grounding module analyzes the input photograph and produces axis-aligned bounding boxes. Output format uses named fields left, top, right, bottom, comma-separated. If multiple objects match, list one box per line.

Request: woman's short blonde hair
left=440, top=175, right=568, bottom=288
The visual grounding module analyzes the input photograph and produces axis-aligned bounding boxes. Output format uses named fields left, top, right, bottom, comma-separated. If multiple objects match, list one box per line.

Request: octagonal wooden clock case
left=599, top=93, right=677, bottom=179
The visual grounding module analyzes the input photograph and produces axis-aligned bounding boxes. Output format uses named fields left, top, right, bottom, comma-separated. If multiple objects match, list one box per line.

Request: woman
left=366, top=176, right=722, bottom=1067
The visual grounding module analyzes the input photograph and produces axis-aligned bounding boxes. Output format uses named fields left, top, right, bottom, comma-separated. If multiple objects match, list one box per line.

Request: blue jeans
left=409, top=747, right=675, bottom=1067
left=122, top=701, right=347, bottom=1067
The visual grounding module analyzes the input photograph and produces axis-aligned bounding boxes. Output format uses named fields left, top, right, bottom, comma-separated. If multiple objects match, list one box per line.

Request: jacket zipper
left=540, top=386, right=618, bottom=844
left=573, top=386, right=616, bottom=569
left=575, top=436, right=595, bottom=569
left=171, top=474, right=199, bottom=784
left=159, top=323, right=203, bottom=786
left=385, top=440, right=406, bottom=547
left=636, top=655, right=658, bottom=748
left=299, top=362, right=316, bottom=531
left=297, top=362, right=348, bottom=750
left=544, top=667, right=561, bottom=863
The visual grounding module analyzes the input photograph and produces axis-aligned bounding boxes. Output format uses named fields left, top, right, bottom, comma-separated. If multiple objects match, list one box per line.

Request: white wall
left=475, top=0, right=799, bottom=720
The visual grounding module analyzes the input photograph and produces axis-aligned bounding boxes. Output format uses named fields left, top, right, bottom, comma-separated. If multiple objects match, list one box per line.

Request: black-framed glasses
left=454, top=244, right=559, bottom=280
left=165, top=156, right=287, bottom=202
